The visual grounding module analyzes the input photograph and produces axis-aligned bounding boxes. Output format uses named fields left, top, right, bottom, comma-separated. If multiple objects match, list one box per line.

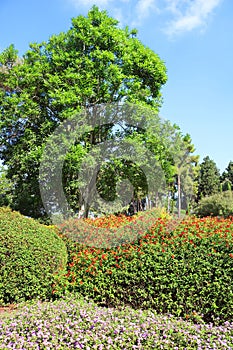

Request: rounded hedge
left=0, top=207, right=67, bottom=305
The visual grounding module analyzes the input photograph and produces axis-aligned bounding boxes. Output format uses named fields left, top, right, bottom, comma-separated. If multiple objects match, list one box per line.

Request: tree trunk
left=84, top=203, right=90, bottom=218
left=177, top=173, right=181, bottom=218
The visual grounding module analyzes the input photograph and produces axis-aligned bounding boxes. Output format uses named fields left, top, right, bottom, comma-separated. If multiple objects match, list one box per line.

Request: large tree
left=0, top=6, right=167, bottom=220
left=197, top=156, right=220, bottom=202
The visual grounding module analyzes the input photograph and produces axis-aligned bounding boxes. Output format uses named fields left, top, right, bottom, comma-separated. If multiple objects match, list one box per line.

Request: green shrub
left=194, top=190, right=233, bottom=218
left=60, top=215, right=233, bottom=325
left=0, top=207, right=67, bottom=305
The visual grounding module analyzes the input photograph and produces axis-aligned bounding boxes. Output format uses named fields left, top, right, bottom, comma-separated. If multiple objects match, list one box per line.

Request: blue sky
left=0, top=0, right=232, bottom=173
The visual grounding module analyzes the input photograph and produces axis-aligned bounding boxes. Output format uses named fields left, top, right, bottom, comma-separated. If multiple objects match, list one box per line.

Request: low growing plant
left=1, top=293, right=233, bottom=349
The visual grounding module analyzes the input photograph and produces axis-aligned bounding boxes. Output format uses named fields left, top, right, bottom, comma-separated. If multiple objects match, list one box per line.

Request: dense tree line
left=197, top=157, right=233, bottom=199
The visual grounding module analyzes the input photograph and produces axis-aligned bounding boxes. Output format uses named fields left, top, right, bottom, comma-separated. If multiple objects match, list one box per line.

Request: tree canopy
left=0, top=6, right=169, bottom=220
left=0, top=6, right=199, bottom=221
left=197, top=156, right=220, bottom=202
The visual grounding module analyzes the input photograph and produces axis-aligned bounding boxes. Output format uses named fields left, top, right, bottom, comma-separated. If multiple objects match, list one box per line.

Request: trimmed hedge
left=60, top=214, right=233, bottom=325
left=0, top=207, right=67, bottom=305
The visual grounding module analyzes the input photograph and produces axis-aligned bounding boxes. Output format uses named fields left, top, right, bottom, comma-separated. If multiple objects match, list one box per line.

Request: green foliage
left=0, top=166, right=13, bottom=206
left=0, top=6, right=167, bottom=220
left=197, top=156, right=220, bottom=201
left=0, top=207, right=67, bottom=305
left=0, top=44, right=19, bottom=73
left=193, top=190, right=233, bottom=218
left=221, top=160, right=233, bottom=190
left=167, top=133, right=199, bottom=216
left=58, top=213, right=233, bottom=325
left=96, top=159, right=147, bottom=201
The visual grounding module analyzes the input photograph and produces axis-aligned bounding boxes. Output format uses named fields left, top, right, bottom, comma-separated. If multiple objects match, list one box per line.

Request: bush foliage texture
left=0, top=207, right=67, bottom=304
left=59, top=212, right=233, bottom=325
left=194, top=190, right=233, bottom=218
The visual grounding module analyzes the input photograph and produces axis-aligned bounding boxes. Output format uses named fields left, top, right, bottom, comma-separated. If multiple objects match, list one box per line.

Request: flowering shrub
left=0, top=207, right=67, bottom=305
left=85, top=213, right=136, bottom=228
left=58, top=208, right=165, bottom=248
left=59, top=213, right=233, bottom=325
left=2, top=209, right=233, bottom=348
left=1, top=294, right=233, bottom=349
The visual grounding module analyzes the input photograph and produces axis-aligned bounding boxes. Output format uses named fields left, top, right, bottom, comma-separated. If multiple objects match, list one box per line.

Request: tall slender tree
left=197, top=156, right=220, bottom=202
left=171, top=133, right=199, bottom=217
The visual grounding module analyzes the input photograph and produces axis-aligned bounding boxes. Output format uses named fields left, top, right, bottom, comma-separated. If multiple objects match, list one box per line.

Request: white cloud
left=69, top=0, right=112, bottom=8
left=68, top=0, right=131, bottom=9
left=67, top=0, right=159, bottom=26
left=164, top=0, right=223, bottom=36
left=111, top=7, right=125, bottom=24
left=135, top=0, right=158, bottom=19
left=67, top=0, right=223, bottom=36
left=67, top=0, right=130, bottom=27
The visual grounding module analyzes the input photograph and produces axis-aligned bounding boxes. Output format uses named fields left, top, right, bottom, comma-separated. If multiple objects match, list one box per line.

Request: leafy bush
left=59, top=213, right=233, bottom=325
left=0, top=207, right=68, bottom=305
left=194, top=190, right=233, bottom=218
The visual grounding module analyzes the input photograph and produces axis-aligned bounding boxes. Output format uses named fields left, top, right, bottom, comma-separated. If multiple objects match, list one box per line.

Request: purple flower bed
left=1, top=293, right=233, bottom=349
